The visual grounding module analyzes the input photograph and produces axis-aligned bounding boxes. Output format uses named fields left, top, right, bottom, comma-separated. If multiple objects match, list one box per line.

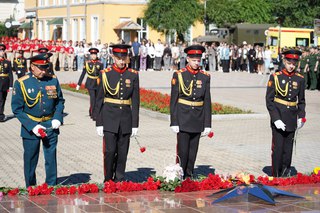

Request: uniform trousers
left=271, top=127, right=295, bottom=177
left=23, top=136, right=58, bottom=187
left=177, top=131, right=201, bottom=178
left=103, top=129, right=130, bottom=182
left=0, top=91, right=8, bottom=121
left=88, top=89, right=97, bottom=118
left=308, top=67, right=318, bottom=90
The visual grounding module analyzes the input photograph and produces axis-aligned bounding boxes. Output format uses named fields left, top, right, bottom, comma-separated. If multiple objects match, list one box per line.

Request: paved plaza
left=0, top=71, right=319, bottom=188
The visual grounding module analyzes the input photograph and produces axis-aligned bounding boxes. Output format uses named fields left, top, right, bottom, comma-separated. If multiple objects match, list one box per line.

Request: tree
left=271, top=0, right=320, bottom=27
left=143, top=0, right=202, bottom=42
left=206, top=0, right=273, bottom=27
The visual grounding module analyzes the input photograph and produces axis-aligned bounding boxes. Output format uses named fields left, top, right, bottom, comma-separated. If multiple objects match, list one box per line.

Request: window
left=296, top=38, right=309, bottom=46
left=91, top=16, right=99, bottom=43
left=38, top=0, right=44, bottom=6
left=80, top=18, right=86, bottom=41
left=137, top=18, right=148, bottom=42
left=38, top=20, right=44, bottom=39
left=270, top=36, right=278, bottom=46
left=72, top=19, right=78, bottom=41
left=45, top=20, right=50, bottom=40
left=72, top=0, right=78, bottom=3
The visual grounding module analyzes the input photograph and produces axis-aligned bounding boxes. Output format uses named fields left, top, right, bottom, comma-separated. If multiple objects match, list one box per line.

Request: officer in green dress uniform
left=94, top=44, right=139, bottom=182
left=0, top=44, right=13, bottom=122
left=13, top=50, right=28, bottom=79
left=170, top=45, right=212, bottom=179
left=11, top=53, right=65, bottom=187
left=266, top=49, right=306, bottom=177
left=76, top=48, right=103, bottom=120
left=38, top=47, right=55, bottom=76
left=305, top=47, right=318, bottom=90
left=297, top=49, right=309, bottom=88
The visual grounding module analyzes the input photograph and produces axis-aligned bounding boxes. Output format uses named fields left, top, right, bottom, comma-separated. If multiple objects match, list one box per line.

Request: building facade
left=23, top=0, right=205, bottom=44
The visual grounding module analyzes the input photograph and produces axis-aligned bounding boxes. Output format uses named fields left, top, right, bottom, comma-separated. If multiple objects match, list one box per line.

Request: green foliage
left=144, top=0, right=202, bottom=38
left=206, top=0, right=273, bottom=27
left=0, top=24, right=8, bottom=37
left=153, top=176, right=181, bottom=191
left=271, top=0, right=320, bottom=27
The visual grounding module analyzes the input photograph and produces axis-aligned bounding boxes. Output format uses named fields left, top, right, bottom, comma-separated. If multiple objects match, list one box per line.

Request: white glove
left=9, top=87, right=13, bottom=91
left=202, top=127, right=211, bottom=136
left=170, top=126, right=179, bottom=133
left=274, top=120, right=286, bottom=131
left=76, top=85, right=80, bottom=90
left=131, top=128, right=138, bottom=137
left=32, top=125, right=46, bottom=137
left=96, top=126, right=104, bottom=137
left=51, top=119, right=61, bottom=129
left=297, top=118, right=304, bottom=129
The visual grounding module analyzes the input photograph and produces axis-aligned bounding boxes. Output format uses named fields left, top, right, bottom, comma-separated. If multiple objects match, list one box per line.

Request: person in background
left=12, top=49, right=27, bottom=79
left=147, top=42, right=155, bottom=71
left=139, top=40, right=148, bottom=72
left=76, top=48, right=103, bottom=120
left=0, top=44, right=13, bottom=122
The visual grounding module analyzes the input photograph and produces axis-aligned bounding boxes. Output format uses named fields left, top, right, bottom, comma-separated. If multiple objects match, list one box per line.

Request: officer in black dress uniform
left=13, top=50, right=27, bottom=79
left=38, top=47, right=55, bottom=76
left=94, top=44, right=139, bottom=182
left=77, top=48, right=103, bottom=120
left=0, top=44, right=13, bottom=122
left=266, top=49, right=306, bottom=177
left=170, top=45, right=212, bottom=179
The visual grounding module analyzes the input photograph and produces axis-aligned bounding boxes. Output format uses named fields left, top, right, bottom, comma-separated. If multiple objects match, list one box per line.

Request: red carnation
left=38, top=128, right=47, bottom=138
left=140, top=147, right=146, bottom=153
left=301, top=117, right=307, bottom=123
left=7, top=188, right=19, bottom=196
left=208, top=131, right=214, bottom=138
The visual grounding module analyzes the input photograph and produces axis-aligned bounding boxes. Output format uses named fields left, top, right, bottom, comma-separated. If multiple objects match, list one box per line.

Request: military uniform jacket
left=78, top=60, right=103, bottom=89
left=266, top=69, right=306, bottom=132
left=170, top=66, right=212, bottom=133
left=13, top=57, right=27, bottom=78
left=95, top=65, right=140, bottom=134
left=11, top=73, right=65, bottom=139
left=0, top=58, right=13, bottom=91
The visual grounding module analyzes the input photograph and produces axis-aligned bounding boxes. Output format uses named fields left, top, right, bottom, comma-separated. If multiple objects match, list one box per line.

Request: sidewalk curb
left=62, top=89, right=268, bottom=121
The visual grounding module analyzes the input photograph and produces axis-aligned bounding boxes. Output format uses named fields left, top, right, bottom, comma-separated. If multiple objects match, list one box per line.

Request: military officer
left=170, top=45, right=212, bottom=179
left=266, top=49, right=306, bottom=177
left=11, top=53, right=65, bottom=187
left=38, top=47, right=55, bottom=76
left=76, top=48, right=103, bottom=120
left=0, top=44, right=13, bottom=122
left=94, top=44, right=139, bottom=182
left=12, top=49, right=27, bottom=79
left=297, top=49, right=309, bottom=89
left=306, top=47, right=318, bottom=90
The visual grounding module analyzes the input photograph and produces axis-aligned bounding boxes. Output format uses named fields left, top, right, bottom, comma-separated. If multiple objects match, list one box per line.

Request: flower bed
left=1, top=172, right=319, bottom=197
left=60, top=83, right=252, bottom=114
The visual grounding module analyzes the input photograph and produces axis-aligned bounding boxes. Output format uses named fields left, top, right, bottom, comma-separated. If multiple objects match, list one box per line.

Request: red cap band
left=32, top=60, right=48, bottom=65
left=113, top=48, right=128, bottom=53
left=285, top=54, right=299, bottom=60
left=187, top=50, right=203, bottom=55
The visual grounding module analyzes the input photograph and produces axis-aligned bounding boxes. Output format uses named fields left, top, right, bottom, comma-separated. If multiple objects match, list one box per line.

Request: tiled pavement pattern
left=0, top=71, right=319, bottom=212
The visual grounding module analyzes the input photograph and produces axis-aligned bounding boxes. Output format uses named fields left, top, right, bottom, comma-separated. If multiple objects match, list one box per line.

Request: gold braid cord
left=274, top=75, right=288, bottom=97
left=102, top=72, right=120, bottom=96
left=178, top=73, right=193, bottom=96
left=85, top=62, right=95, bottom=75
left=14, top=58, right=23, bottom=68
left=20, top=82, right=41, bottom=108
